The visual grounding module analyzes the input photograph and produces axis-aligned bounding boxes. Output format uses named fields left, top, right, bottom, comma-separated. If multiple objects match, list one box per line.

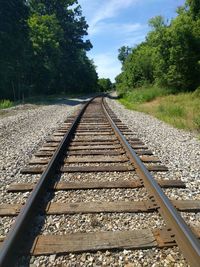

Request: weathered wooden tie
left=1, top=200, right=200, bottom=216
left=21, top=164, right=167, bottom=174
left=7, top=179, right=186, bottom=192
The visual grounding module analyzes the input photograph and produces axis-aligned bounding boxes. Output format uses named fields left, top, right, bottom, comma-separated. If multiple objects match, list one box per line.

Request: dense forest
left=0, top=0, right=98, bottom=100
left=116, top=0, right=200, bottom=94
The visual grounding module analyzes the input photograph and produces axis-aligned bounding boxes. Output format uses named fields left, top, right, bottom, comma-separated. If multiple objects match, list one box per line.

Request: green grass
left=119, top=86, right=169, bottom=107
left=0, top=99, right=13, bottom=109
left=119, top=86, right=200, bottom=133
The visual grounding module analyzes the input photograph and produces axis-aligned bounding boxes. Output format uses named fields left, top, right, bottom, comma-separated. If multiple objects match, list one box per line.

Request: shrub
left=123, top=86, right=168, bottom=104
left=0, top=99, right=13, bottom=109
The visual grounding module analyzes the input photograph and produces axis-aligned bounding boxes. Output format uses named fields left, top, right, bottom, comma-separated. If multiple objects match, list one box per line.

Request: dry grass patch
left=119, top=87, right=200, bottom=133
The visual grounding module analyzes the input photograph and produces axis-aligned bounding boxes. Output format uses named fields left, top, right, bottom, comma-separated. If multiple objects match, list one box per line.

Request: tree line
left=116, top=0, right=200, bottom=94
left=0, top=0, right=98, bottom=101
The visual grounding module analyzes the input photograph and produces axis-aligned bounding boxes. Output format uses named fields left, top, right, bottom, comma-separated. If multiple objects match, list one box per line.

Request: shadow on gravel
left=107, top=94, right=120, bottom=100
left=0, top=96, right=92, bottom=118
left=49, top=98, right=87, bottom=106
left=25, top=97, right=89, bottom=107
left=20, top=93, right=101, bottom=107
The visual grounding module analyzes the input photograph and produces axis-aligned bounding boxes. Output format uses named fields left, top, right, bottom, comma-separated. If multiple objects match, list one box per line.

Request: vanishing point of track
left=0, top=96, right=199, bottom=266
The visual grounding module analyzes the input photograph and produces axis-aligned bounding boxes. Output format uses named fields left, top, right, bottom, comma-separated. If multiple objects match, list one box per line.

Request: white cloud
left=89, top=21, right=143, bottom=35
left=78, top=0, right=147, bottom=81
left=88, top=0, right=140, bottom=35
left=123, top=33, right=147, bottom=46
left=90, top=53, right=121, bottom=82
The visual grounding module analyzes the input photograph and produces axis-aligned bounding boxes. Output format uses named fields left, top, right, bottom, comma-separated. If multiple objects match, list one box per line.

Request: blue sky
left=78, top=0, right=185, bottom=81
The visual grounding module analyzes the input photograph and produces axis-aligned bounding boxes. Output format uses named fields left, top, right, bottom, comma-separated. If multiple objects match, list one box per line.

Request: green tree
left=165, top=13, right=200, bottom=90
left=148, top=15, right=166, bottom=29
left=118, top=46, right=132, bottom=64
left=116, top=42, right=154, bottom=91
left=146, top=16, right=170, bottom=86
left=0, top=0, right=98, bottom=100
left=98, top=78, right=112, bottom=92
left=186, top=0, right=200, bottom=18
left=28, top=0, right=97, bottom=94
left=0, top=0, right=30, bottom=100
left=116, top=2, right=200, bottom=93
left=28, top=13, right=64, bottom=94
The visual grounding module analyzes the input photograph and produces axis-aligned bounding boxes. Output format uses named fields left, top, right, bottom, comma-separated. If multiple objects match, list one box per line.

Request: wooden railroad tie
left=20, top=164, right=168, bottom=174
left=0, top=228, right=199, bottom=256
left=1, top=200, right=200, bottom=216
left=7, top=179, right=186, bottom=192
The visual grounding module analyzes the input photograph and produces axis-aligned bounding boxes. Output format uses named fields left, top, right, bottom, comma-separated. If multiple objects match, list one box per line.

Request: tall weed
left=157, top=104, right=185, bottom=117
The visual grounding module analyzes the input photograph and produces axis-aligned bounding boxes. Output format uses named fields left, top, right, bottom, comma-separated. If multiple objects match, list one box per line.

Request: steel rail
left=0, top=96, right=97, bottom=267
left=102, top=98, right=200, bottom=267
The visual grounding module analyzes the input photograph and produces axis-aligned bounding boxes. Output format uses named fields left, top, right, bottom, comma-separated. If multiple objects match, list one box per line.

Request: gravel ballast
left=0, top=102, right=80, bottom=238
left=1, top=97, right=199, bottom=267
left=106, top=97, right=200, bottom=198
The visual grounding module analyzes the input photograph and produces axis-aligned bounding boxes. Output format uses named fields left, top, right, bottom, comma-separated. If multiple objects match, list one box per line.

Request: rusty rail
left=102, top=98, right=200, bottom=267
left=0, top=97, right=97, bottom=267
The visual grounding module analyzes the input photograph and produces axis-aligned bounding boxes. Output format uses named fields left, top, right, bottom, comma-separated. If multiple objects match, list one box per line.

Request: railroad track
left=0, top=96, right=199, bottom=266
